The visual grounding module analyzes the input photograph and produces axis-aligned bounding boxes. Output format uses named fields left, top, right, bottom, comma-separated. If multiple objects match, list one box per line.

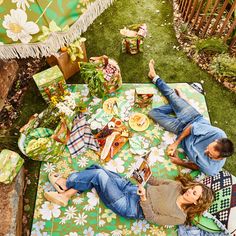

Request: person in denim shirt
left=148, top=59, right=234, bottom=176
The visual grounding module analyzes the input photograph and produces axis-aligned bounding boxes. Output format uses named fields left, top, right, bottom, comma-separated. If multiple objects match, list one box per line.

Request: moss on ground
left=1, top=0, right=235, bottom=233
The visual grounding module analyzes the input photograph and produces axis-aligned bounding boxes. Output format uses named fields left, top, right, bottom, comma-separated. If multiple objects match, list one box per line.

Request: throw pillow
left=201, top=170, right=236, bottom=235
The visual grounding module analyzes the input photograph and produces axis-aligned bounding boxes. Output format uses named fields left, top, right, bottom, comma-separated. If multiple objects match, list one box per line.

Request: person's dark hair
left=215, top=138, right=234, bottom=157
left=175, top=174, right=214, bottom=225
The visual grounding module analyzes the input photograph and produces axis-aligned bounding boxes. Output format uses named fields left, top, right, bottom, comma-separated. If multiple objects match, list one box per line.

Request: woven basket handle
left=52, top=119, right=70, bottom=144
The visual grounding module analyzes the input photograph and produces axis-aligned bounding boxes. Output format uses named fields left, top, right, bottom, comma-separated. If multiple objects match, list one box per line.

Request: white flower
left=162, top=131, right=176, bottom=145
left=65, top=206, right=77, bottom=220
left=74, top=212, right=87, bottom=225
left=65, top=233, right=78, bottom=236
left=43, top=182, right=55, bottom=192
left=32, top=221, right=45, bottom=231
left=39, top=201, right=61, bottom=220
left=125, top=89, right=135, bottom=105
left=138, top=219, right=150, bottom=232
left=111, top=229, right=122, bottom=236
left=105, top=157, right=125, bottom=173
left=98, top=219, right=106, bottom=227
left=87, top=188, right=99, bottom=207
left=148, top=147, right=165, bottom=165
left=3, top=9, right=39, bottom=43
left=83, top=226, right=94, bottom=236
left=73, top=196, right=84, bottom=205
left=77, top=156, right=89, bottom=168
left=31, top=230, right=42, bottom=236
left=42, top=163, right=56, bottom=173
left=181, top=168, right=192, bottom=174
left=59, top=217, right=67, bottom=224
left=97, top=233, right=109, bottom=236
left=187, top=99, right=204, bottom=114
left=90, top=97, right=102, bottom=106
left=83, top=204, right=95, bottom=211
left=81, top=85, right=89, bottom=97
left=131, top=221, right=142, bottom=234
left=12, top=0, right=34, bottom=10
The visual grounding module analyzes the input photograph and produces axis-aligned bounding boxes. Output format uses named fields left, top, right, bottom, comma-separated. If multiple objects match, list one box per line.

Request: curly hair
left=175, top=174, right=214, bottom=225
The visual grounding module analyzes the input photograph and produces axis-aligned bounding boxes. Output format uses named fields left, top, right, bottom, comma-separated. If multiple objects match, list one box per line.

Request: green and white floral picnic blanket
left=31, top=83, right=209, bottom=236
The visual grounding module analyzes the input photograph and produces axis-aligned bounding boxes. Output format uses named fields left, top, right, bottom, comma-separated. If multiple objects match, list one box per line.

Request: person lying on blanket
left=148, top=59, right=234, bottom=176
left=44, top=164, right=213, bottom=225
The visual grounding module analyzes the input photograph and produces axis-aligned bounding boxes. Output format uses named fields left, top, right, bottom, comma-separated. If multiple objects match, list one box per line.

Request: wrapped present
left=89, top=55, right=122, bottom=94
left=120, top=23, right=147, bottom=54
left=24, top=122, right=70, bottom=162
left=33, top=65, right=67, bottom=102
left=47, top=41, right=87, bottom=80
left=0, top=149, right=24, bottom=184
left=135, top=87, right=154, bottom=108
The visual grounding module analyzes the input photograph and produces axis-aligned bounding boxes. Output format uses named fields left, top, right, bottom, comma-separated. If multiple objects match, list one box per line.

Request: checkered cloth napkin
left=67, top=114, right=100, bottom=158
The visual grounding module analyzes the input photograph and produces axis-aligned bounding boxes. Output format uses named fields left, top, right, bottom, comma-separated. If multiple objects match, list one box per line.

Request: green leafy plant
left=67, top=38, right=86, bottom=61
left=195, top=38, right=228, bottom=54
left=210, top=54, right=236, bottom=78
left=80, top=62, right=105, bottom=98
left=179, top=23, right=189, bottom=34
left=38, top=21, right=69, bottom=42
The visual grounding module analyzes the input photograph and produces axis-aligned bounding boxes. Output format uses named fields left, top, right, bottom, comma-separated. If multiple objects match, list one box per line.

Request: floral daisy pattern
left=31, top=83, right=209, bottom=235
left=3, top=9, right=39, bottom=43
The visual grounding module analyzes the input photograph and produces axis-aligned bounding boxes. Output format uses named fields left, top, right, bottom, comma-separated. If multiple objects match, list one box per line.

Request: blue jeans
left=66, top=164, right=144, bottom=219
left=149, top=77, right=202, bottom=134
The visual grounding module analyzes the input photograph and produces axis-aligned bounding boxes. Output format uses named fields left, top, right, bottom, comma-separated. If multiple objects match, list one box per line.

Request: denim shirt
left=181, top=117, right=227, bottom=176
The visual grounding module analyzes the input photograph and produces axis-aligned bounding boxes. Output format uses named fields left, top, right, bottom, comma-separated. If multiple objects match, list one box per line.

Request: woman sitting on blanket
left=44, top=164, right=213, bottom=225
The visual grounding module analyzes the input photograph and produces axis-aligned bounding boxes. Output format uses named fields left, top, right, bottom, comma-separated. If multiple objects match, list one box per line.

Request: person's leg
left=149, top=104, right=184, bottom=134
left=149, top=60, right=201, bottom=124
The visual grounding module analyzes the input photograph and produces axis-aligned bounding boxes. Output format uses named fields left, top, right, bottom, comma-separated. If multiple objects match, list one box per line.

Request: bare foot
left=148, top=59, right=157, bottom=79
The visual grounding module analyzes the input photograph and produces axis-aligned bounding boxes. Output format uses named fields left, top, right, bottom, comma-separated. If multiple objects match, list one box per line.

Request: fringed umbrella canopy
left=0, top=0, right=114, bottom=59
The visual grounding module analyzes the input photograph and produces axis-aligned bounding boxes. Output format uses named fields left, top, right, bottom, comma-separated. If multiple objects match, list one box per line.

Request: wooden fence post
left=201, top=0, right=221, bottom=37
left=192, top=0, right=205, bottom=29
left=196, top=0, right=213, bottom=32
left=218, top=1, right=236, bottom=36
left=209, top=0, right=229, bottom=35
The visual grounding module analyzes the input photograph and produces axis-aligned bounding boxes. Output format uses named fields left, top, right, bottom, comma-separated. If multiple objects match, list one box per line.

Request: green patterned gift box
left=0, top=149, right=24, bottom=184
left=33, top=66, right=67, bottom=102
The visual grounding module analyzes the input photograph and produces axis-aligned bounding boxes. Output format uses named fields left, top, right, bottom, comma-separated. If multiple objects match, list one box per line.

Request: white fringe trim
left=0, top=0, right=114, bottom=59
left=203, top=211, right=230, bottom=235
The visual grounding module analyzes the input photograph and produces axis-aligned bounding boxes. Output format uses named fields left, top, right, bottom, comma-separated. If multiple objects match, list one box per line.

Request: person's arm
left=169, top=152, right=199, bottom=170
left=140, top=200, right=185, bottom=225
left=167, top=125, right=192, bottom=156
left=147, top=176, right=175, bottom=186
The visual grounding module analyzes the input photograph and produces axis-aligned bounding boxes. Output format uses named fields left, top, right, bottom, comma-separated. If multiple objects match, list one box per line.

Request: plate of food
left=129, top=113, right=149, bottom=131
left=103, top=97, right=119, bottom=115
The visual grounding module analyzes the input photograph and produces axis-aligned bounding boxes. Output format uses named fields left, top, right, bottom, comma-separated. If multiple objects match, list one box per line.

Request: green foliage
left=210, top=54, right=236, bottom=78
left=67, top=38, right=86, bottom=61
left=195, top=38, right=228, bottom=53
left=179, top=23, right=189, bottom=34
left=38, top=21, right=69, bottom=42
left=80, top=63, right=105, bottom=98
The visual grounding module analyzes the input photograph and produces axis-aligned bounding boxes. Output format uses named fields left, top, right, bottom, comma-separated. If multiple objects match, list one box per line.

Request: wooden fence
left=176, top=0, right=236, bottom=52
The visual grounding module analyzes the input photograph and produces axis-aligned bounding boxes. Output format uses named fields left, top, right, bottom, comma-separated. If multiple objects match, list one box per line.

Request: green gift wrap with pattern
left=0, top=149, right=24, bottom=184
left=25, top=127, right=67, bottom=163
left=33, top=65, right=67, bottom=102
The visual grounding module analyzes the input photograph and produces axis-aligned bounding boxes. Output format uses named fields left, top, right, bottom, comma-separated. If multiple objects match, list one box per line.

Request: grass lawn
left=1, top=0, right=235, bottom=233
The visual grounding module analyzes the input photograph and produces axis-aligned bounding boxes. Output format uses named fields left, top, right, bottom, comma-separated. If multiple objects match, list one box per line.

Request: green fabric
left=0, top=0, right=95, bottom=45
left=33, top=66, right=67, bottom=102
left=0, top=149, right=24, bottom=184
left=31, top=83, right=211, bottom=235
left=25, top=127, right=65, bottom=163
